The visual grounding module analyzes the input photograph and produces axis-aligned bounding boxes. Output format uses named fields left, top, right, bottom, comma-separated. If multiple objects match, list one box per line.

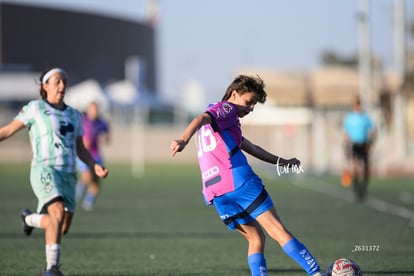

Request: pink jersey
left=82, top=114, right=109, bottom=158
left=197, top=102, right=258, bottom=204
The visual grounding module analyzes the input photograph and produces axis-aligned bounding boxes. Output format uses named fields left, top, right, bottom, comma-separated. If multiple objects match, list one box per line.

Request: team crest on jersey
left=222, top=103, right=232, bottom=114
left=215, top=103, right=232, bottom=118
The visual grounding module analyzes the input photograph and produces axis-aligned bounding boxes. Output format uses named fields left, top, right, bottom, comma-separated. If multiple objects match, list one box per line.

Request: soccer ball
left=326, top=258, right=362, bottom=276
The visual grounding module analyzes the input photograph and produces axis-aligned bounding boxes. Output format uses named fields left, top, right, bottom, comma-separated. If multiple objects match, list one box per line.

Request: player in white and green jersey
left=15, top=98, right=83, bottom=214
left=0, top=68, right=108, bottom=276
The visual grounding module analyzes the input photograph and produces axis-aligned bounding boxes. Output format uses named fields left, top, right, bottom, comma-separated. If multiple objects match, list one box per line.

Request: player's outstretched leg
left=282, top=238, right=321, bottom=276
left=257, top=208, right=322, bottom=276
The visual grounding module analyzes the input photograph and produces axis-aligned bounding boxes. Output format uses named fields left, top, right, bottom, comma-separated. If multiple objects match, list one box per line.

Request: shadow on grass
left=266, top=268, right=414, bottom=275
left=361, top=271, right=414, bottom=275
left=267, top=268, right=304, bottom=273
left=70, top=269, right=251, bottom=276
left=0, top=231, right=230, bottom=239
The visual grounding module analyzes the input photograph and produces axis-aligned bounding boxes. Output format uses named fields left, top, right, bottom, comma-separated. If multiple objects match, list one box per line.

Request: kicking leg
left=256, top=208, right=321, bottom=276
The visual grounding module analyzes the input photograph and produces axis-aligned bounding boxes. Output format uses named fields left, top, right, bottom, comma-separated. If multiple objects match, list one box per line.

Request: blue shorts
left=77, top=156, right=103, bottom=172
left=212, top=177, right=274, bottom=230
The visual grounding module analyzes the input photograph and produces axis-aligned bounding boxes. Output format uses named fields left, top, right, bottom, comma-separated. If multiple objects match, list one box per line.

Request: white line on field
left=289, top=177, right=414, bottom=227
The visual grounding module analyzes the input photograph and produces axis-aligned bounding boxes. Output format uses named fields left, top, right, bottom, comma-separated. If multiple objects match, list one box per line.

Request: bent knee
left=245, top=232, right=266, bottom=245
left=47, top=203, right=65, bottom=220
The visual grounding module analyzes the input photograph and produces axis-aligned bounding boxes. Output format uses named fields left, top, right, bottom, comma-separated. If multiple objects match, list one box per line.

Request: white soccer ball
left=326, top=258, right=362, bottom=276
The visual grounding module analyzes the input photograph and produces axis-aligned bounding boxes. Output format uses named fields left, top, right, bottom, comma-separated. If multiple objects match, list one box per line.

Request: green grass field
left=0, top=162, right=413, bottom=275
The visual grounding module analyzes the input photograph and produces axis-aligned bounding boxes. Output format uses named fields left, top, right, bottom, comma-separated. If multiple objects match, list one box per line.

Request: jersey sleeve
left=14, top=101, right=37, bottom=127
left=205, top=102, right=238, bottom=132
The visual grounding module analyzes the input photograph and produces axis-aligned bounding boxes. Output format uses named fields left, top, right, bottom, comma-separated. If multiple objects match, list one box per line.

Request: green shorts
left=30, top=166, right=77, bottom=213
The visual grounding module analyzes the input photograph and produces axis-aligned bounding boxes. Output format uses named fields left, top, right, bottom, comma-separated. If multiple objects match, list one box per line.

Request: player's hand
left=95, top=164, right=108, bottom=178
left=286, top=158, right=301, bottom=167
left=170, top=139, right=187, bottom=157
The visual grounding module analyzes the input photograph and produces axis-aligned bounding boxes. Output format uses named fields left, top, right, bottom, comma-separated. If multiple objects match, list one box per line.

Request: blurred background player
left=0, top=68, right=108, bottom=275
left=342, top=96, right=376, bottom=202
left=170, top=75, right=322, bottom=276
left=76, top=101, right=110, bottom=211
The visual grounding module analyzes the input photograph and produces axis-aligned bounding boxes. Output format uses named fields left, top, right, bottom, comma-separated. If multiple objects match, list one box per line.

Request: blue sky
left=8, top=0, right=414, bottom=103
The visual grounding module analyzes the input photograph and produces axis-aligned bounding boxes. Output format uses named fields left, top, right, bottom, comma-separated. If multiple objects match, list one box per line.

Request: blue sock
left=247, top=253, right=267, bottom=276
left=83, top=192, right=96, bottom=208
left=282, top=238, right=320, bottom=275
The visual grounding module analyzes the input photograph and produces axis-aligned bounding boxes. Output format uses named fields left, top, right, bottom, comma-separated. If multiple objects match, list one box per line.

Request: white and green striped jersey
left=15, top=100, right=84, bottom=173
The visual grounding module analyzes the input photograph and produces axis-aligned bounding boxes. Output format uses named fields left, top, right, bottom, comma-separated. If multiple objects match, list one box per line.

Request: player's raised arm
left=241, top=137, right=300, bottom=167
left=170, top=112, right=211, bottom=157
left=0, top=120, right=25, bottom=142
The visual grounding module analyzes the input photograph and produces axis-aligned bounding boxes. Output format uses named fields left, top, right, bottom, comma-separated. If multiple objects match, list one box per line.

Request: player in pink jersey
left=76, top=101, right=110, bottom=211
left=171, top=75, right=322, bottom=276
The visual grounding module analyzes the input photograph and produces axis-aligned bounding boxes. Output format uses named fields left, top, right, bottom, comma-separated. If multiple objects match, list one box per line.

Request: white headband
left=42, top=68, right=67, bottom=84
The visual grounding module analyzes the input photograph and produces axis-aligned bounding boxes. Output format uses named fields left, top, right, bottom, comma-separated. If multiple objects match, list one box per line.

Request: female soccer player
left=76, top=101, right=110, bottom=211
left=0, top=68, right=108, bottom=276
left=170, top=75, right=322, bottom=276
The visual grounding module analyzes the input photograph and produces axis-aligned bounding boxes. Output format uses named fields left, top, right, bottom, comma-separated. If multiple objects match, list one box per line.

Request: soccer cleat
left=311, top=272, right=326, bottom=276
left=20, top=208, right=34, bottom=236
left=43, top=265, right=64, bottom=276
